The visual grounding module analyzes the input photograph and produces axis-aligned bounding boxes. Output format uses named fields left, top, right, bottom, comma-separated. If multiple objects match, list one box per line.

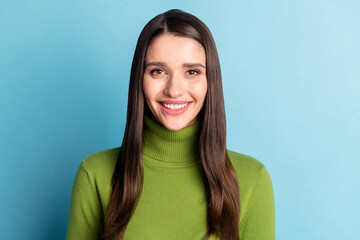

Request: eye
left=150, top=69, right=166, bottom=75
left=187, top=69, right=200, bottom=75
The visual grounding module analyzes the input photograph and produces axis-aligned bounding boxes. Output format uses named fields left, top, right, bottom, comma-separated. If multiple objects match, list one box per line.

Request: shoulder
left=227, top=149, right=266, bottom=180
left=227, top=149, right=273, bottom=215
left=79, top=147, right=120, bottom=180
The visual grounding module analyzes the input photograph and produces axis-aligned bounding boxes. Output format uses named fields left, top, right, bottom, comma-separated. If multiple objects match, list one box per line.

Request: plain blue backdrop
left=1, top=0, right=359, bottom=239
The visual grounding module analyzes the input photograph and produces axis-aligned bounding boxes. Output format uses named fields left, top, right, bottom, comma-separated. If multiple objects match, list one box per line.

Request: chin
left=164, top=123, right=186, bottom=131
left=161, top=119, right=188, bottom=131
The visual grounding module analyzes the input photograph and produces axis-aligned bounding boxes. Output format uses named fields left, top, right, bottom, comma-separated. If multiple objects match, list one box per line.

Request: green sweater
left=66, top=117, right=275, bottom=240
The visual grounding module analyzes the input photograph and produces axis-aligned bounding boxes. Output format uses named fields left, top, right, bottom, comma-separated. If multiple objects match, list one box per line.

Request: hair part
left=104, top=9, right=240, bottom=240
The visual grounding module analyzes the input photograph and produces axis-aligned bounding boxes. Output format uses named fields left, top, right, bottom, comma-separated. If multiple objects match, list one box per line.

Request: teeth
left=162, top=102, right=189, bottom=110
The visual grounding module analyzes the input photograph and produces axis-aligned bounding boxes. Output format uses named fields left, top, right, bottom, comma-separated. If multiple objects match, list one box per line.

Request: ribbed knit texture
left=66, top=117, right=275, bottom=240
left=142, top=115, right=201, bottom=165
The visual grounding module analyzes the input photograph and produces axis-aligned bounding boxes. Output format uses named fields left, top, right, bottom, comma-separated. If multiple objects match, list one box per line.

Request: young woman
left=66, top=9, right=275, bottom=240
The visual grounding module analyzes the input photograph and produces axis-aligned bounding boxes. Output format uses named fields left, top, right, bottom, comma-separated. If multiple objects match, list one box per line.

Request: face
left=143, top=34, right=207, bottom=131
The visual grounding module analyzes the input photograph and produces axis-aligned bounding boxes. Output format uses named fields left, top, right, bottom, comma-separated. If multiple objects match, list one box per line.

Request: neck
left=142, top=115, right=201, bottom=164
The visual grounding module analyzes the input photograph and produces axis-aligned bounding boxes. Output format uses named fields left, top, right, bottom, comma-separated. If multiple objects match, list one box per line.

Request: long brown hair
left=104, top=9, right=240, bottom=240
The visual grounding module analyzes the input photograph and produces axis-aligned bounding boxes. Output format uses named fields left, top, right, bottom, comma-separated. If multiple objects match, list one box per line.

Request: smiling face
left=143, top=34, right=207, bottom=131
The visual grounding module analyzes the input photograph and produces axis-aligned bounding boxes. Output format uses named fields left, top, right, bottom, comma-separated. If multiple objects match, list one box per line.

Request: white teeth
left=162, top=102, right=189, bottom=110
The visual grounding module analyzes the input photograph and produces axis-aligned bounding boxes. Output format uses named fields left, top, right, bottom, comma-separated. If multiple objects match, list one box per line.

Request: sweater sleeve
left=66, top=162, right=103, bottom=240
left=240, top=165, right=275, bottom=240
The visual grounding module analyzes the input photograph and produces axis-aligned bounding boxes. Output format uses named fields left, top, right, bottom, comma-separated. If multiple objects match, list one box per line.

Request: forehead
left=145, top=34, right=206, bottom=64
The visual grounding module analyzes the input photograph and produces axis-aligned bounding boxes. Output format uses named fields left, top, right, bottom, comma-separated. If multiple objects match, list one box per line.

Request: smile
left=158, top=101, right=192, bottom=116
left=161, top=102, right=189, bottom=110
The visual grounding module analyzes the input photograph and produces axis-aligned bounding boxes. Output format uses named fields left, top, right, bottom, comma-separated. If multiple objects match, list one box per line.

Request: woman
left=66, top=9, right=275, bottom=240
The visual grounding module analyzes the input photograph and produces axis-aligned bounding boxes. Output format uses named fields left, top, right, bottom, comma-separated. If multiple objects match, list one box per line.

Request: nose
left=163, top=73, right=185, bottom=98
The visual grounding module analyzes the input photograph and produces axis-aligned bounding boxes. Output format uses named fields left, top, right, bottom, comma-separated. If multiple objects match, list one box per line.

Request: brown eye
left=187, top=69, right=200, bottom=75
left=151, top=69, right=165, bottom=75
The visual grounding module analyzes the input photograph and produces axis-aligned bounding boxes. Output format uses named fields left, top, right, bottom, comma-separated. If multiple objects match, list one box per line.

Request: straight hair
left=104, top=9, right=240, bottom=240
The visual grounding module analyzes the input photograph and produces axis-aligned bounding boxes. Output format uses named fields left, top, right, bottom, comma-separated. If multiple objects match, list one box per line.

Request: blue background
left=1, top=0, right=359, bottom=239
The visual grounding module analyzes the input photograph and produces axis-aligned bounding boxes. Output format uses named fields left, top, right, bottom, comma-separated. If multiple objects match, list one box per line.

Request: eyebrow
left=145, top=62, right=166, bottom=68
left=145, top=62, right=206, bottom=69
left=183, top=63, right=206, bottom=69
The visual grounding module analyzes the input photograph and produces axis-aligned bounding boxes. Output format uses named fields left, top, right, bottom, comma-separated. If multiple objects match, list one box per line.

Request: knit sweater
left=66, top=117, right=275, bottom=240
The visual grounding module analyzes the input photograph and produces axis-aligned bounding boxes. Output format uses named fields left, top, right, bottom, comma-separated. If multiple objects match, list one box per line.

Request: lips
left=158, top=100, right=192, bottom=115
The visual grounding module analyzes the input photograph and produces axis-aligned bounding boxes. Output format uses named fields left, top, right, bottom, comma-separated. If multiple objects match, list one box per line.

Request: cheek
left=143, top=78, right=157, bottom=102
left=193, top=80, right=208, bottom=104
left=143, top=78, right=167, bottom=114
left=143, top=82, right=150, bottom=101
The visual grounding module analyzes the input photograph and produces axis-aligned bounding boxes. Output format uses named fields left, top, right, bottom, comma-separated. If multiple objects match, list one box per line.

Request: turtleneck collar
left=142, top=115, right=201, bottom=164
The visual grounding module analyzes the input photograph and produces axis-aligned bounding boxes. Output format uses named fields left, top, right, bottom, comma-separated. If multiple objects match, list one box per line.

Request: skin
left=143, top=34, right=208, bottom=131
